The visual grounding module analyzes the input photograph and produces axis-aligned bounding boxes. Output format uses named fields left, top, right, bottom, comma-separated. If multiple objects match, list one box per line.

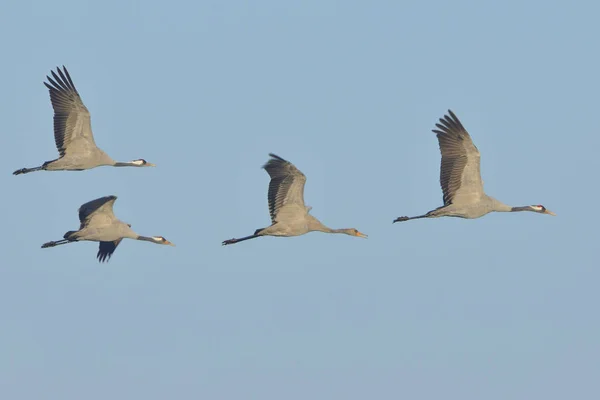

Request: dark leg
left=41, top=239, right=72, bottom=248
left=393, top=214, right=430, bottom=223
left=13, top=166, right=44, bottom=175
left=222, top=234, right=261, bottom=246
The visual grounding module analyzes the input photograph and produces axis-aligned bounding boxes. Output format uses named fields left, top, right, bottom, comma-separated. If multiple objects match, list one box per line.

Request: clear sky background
left=1, top=0, right=598, bottom=399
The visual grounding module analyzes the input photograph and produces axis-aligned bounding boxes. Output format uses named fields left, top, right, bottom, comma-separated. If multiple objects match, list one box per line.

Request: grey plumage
left=13, top=66, right=156, bottom=175
left=222, top=153, right=367, bottom=245
left=41, top=195, right=174, bottom=262
left=394, top=110, right=555, bottom=222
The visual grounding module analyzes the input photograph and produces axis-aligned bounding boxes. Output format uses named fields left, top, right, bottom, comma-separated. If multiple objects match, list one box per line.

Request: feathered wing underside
left=44, top=66, right=95, bottom=157
left=78, top=195, right=118, bottom=229
left=97, top=239, right=122, bottom=262
left=97, top=223, right=131, bottom=262
left=263, top=153, right=307, bottom=223
left=433, top=110, right=484, bottom=206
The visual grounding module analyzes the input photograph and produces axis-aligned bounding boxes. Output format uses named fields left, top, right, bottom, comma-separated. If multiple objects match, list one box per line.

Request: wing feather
left=432, top=110, right=484, bottom=205
left=44, top=66, right=95, bottom=157
left=262, top=154, right=307, bottom=223
left=97, top=239, right=122, bottom=262
left=78, top=195, right=118, bottom=229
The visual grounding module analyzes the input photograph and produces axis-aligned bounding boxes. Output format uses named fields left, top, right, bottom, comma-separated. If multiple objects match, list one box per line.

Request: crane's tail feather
left=253, top=227, right=268, bottom=235
left=63, top=230, right=79, bottom=240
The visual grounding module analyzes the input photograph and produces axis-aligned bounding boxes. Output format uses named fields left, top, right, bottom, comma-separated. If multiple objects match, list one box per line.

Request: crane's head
left=350, top=228, right=368, bottom=238
left=131, top=159, right=156, bottom=167
left=151, top=236, right=176, bottom=246
left=530, top=205, right=556, bottom=216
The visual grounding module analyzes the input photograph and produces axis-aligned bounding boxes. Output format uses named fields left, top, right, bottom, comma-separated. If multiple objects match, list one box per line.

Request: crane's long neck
left=510, top=206, right=535, bottom=212
left=137, top=235, right=158, bottom=243
left=114, top=161, right=141, bottom=167
left=487, top=197, right=513, bottom=212
left=326, top=228, right=351, bottom=234
left=308, top=219, right=350, bottom=235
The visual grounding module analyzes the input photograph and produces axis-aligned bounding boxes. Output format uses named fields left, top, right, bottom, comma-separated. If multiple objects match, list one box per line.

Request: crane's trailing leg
left=222, top=228, right=266, bottom=246
left=41, top=239, right=71, bottom=248
left=222, top=234, right=261, bottom=246
left=393, top=214, right=429, bottom=223
left=42, top=230, right=79, bottom=248
left=13, top=166, right=44, bottom=175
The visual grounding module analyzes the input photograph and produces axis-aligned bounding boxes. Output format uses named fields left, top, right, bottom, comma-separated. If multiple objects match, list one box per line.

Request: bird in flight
left=222, top=153, right=367, bottom=245
left=13, top=66, right=156, bottom=175
left=394, top=110, right=555, bottom=223
left=41, top=195, right=174, bottom=262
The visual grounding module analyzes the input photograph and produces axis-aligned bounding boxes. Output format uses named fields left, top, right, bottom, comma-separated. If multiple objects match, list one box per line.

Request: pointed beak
left=165, top=240, right=175, bottom=246
left=544, top=209, right=556, bottom=216
left=147, top=162, right=156, bottom=167
left=356, top=231, right=368, bottom=238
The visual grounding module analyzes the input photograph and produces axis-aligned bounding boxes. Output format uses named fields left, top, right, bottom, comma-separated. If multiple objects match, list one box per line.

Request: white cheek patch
left=152, top=236, right=163, bottom=241
left=532, top=206, right=543, bottom=211
left=132, top=160, right=145, bottom=166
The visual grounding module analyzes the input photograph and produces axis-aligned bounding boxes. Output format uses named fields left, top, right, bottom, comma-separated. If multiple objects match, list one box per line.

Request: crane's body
left=13, top=66, right=155, bottom=175
left=42, top=195, right=174, bottom=262
left=222, top=154, right=367, bottom=245
left=394, top=110, right=555, bottom=223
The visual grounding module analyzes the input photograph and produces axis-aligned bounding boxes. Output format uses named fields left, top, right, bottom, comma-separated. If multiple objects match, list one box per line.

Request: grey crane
left=41, top=195, right=174, bottom=262
left=394, top=110, right=555, bottom=223
left=13, top=66, right=155, bottom=175
left=222, top=153, right=367, bottom=245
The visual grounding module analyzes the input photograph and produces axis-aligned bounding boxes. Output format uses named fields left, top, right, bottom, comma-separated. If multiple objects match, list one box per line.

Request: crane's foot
left=13, top=168, right=29, bottom=175
left=13, top=166, right=42, bottom=175
left=393, top=216, right=409, bottom=223
left=41, top=241, right=57, bottom=248
left=222, top=239, right=238, bottom=246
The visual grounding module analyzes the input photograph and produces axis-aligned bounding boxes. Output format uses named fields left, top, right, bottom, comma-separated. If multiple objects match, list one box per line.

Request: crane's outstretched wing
left=78, top=195, right=118, bottom=229
left=97, top=239, right=122, bottom=262
left=44, top=66, right=96, bottom=157
left=96, top=222, right=131, bottom=262
left=262, top=153, right=307, bottom=223
left=433, top=110, right=484, bottom=206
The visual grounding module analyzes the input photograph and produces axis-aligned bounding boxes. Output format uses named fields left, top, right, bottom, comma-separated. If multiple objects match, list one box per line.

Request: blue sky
left=1, top=0, right=598, bottom=399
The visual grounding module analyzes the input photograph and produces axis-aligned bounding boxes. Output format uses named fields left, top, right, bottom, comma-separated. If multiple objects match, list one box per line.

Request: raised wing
left=433, top=110, right=484, bottom=206
left=262, top=153, right=307, bottom=223
left=78, top=195, right=118, bottom=229
left=44, top=66, right=96, bottom=157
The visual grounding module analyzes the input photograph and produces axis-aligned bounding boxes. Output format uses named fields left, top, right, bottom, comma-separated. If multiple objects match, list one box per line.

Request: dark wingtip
left=447, top=109, right=458, bottom=121
left=262, top=153, right=288, bottom=169
left=97, top=252, right=110, bottom=262
left=268, top=153, right=286, bottom=162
